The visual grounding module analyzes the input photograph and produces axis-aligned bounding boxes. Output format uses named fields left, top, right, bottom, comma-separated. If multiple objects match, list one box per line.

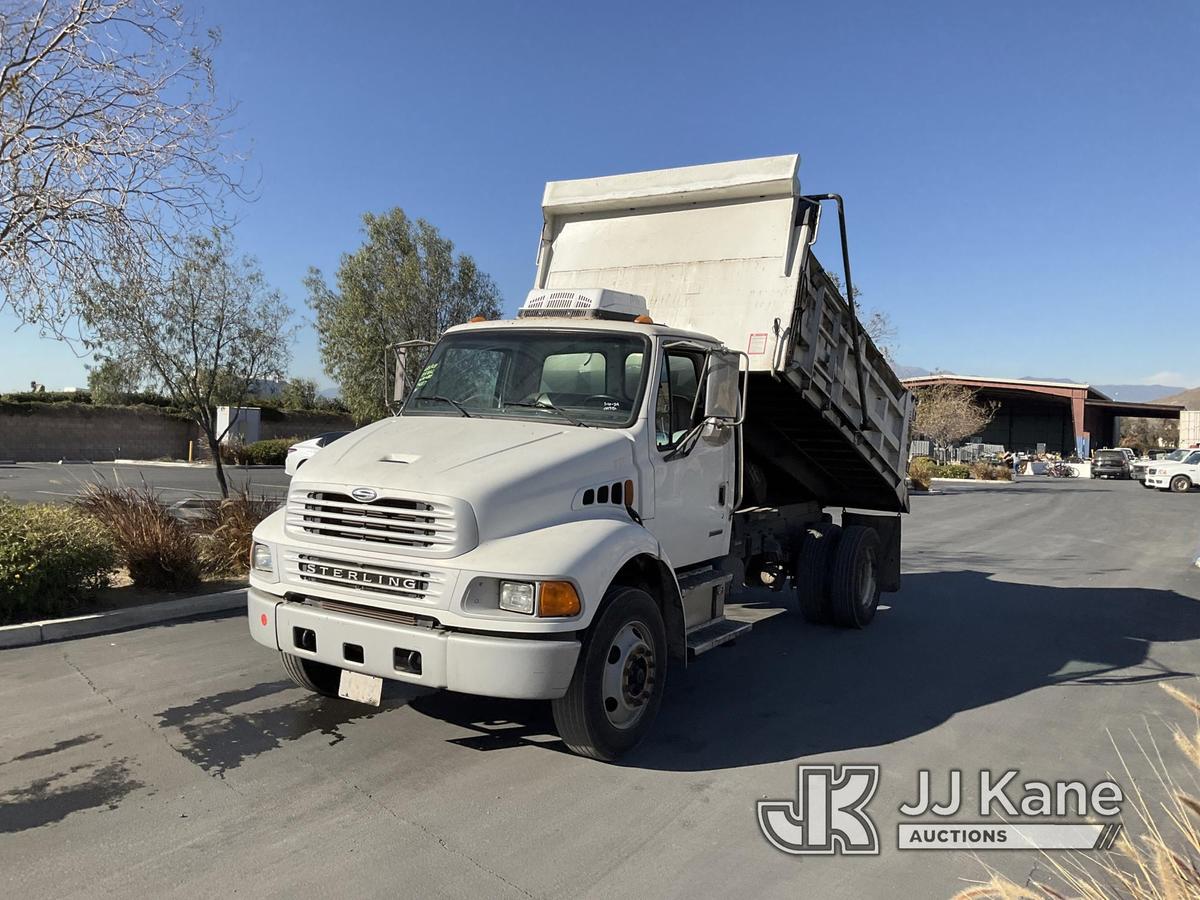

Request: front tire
left=829, top=526, right=882, bottom=629
left=552, top=586, right=666, bottom=761
left=1171, top=475, right=1192, bottom=494
left=281, top=652, right=341, bottom=697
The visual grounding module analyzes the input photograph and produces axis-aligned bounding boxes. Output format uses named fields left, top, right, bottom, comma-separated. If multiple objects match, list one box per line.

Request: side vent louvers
left=579, top=480, right=631, bottom=508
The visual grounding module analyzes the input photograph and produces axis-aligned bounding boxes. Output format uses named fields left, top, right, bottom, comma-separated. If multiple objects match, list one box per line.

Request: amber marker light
left=468, top=315, right=487, bottom=323
left=539, top=581, right=581, bottom=617
left=633, top=314, right=653, bottom=324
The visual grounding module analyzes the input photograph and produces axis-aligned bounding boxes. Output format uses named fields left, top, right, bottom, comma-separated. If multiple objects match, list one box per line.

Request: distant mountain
left=1153, top=386, right=1200, bottom=410
left=1093, top=384, right=1187, bottom=402
left=317, top=386, right=341, bottom=400
left=893, top=365, right=930, bottom=379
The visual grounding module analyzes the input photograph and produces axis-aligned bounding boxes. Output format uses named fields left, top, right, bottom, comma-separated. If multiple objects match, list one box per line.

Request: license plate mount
left=338, top=669, right=383, bottom=706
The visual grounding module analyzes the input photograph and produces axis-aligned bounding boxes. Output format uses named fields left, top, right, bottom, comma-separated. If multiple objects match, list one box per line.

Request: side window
left=1187, top=451, right=1200, bottom=466
left=655, top=351, right=705, bottom=451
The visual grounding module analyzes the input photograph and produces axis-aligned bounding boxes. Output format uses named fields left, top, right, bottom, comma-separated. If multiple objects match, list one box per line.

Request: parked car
left=1133, top=448, right=1182, bottom=484
left=1145, top=448, right=1200, bottom=493
left=1091, top=449, right=1131, bottom=479
left=285, top=431, right=350, bottom=476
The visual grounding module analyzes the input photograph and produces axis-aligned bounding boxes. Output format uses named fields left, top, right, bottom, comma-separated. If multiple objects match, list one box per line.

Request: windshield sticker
left=416, top=363, right=438, bottom=388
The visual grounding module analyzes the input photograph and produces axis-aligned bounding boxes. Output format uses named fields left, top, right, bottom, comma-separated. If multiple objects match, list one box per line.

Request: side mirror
left=704, top=349, right=743, bottom=422
left=386, top=339, right=436, bottom=413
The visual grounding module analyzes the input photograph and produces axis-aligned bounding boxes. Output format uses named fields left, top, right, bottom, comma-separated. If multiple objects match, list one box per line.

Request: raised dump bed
left=536, top=155, right=913, bottom=512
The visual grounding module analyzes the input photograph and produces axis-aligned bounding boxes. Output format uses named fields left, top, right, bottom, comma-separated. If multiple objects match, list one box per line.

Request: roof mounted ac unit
left=518, top=288, right=649, bottom=321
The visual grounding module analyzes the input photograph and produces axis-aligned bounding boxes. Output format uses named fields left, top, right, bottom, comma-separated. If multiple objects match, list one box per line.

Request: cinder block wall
left=0, top=405, right=358, bottom=462
left=260, top=412, right=357, bottom=441
left=0, top=404, right=191, bottom=461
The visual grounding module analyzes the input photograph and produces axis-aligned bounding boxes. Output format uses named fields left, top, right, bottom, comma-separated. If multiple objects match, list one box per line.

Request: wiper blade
left=502, top=400, right=589, bottom=427
left=422, top=395, right=472, bottom=417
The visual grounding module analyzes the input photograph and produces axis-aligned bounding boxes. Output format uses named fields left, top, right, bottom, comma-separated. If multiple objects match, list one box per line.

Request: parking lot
left=2, top=476, right=1199, bottom=898
left=0, top=462, right=291, bottom=506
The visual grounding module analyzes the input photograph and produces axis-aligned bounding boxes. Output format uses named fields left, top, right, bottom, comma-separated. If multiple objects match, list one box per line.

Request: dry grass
left=910, top=457, right=935, bottom=491
left=75, top=483, right=201, bottom=589
left=197, top=488, right=278, bottom=576
left=956, top=684, right=1200, bottom=899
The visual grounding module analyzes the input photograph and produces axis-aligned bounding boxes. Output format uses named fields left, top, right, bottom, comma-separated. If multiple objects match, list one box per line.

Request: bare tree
left=912, top=382, right=998, bottom=449
left=79, top=230, right=293, bottom=496
left=0, top=0, right=243, bottom=332
left=828, top=272, right=898, bottom=364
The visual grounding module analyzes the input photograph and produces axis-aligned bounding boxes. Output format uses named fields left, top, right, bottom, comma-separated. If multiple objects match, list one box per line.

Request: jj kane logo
left=758, top=765, right=1124, bottom=855
left=758, top=765, right=881, bottom=855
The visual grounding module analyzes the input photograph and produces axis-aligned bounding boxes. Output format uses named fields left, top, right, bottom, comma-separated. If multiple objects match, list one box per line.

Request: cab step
left=686, top=617, right=753, bottom=658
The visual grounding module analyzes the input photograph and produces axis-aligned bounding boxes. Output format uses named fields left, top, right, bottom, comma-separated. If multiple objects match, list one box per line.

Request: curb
left=930, top=477, right=1016, bottom=485
left=0, top=588, right=247, bottom=650
left=113, top=458, right=207, bottom=468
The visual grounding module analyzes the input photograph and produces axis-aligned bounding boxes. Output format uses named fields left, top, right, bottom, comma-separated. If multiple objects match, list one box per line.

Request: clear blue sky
left=3, top=0, right=1198, bottom=391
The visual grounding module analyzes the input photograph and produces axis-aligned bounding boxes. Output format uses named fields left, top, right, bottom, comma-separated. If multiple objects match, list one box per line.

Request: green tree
left=86, top=357, right=142, bottom=405
left=306, top=209, right=503, bottom=422
left=281, top=377, right=319, bottom=410
left=79, top=231, right=294, bottom=497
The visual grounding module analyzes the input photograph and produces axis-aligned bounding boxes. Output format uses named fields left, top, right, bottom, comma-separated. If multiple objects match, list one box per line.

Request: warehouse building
left=901, top=375, right=1184, bottom=457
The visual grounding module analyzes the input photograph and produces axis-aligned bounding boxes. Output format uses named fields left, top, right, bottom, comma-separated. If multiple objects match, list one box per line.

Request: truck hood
left=293, top=415, right=639, bottom=541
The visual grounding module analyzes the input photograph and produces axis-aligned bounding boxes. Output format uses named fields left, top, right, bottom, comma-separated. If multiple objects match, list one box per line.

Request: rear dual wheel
left=793, top=525, right=881, bottom=629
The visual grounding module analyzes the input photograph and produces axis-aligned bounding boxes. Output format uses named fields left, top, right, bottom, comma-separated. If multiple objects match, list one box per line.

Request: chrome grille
left=283, top=551, right=448, bottom=602
left=287, top=489, right=457, bottom=550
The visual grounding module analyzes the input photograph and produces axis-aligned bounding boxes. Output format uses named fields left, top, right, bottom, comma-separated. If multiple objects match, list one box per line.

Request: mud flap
left=843, top=512, right=901, bottom=592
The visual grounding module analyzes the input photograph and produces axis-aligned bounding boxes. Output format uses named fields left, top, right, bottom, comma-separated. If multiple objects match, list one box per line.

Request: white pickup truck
left=1145, top=448, right=1200, bottom=493
left=248, top=156, right=913, bottom=760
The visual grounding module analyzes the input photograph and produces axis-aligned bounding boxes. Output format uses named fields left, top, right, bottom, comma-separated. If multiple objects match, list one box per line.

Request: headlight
left=251, top=542, right=275, bottom=575
left=499, top=580, right=535, bottom=615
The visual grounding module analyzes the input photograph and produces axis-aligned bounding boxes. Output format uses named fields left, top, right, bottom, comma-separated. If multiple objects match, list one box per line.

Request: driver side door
left=648, top=346, right=735, bottom=567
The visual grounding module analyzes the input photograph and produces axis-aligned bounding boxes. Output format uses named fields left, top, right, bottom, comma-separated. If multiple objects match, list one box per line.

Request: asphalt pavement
left=2, top=477, right=1199, bottom=898
left=0, top=462, right=291, bottom=505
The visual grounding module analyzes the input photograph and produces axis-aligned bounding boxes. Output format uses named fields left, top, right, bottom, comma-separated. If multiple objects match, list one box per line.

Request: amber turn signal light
left=539, top=581, right=581, bottom=617
left=468, top=315, right=487, bottom=323
left=633, top=314, right=653, bottom=324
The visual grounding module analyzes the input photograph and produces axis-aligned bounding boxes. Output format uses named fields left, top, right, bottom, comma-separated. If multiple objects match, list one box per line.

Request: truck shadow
left=411, top=570, right=1200, bottom=769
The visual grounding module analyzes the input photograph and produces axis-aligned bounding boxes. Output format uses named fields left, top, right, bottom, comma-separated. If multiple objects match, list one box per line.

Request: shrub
left=969, top=461, right=995, bottom=481
left=198, top=490, right=279, bottom=576
left=75, top=484, right=201, bottom=589
left=0, top=501, right=116, bottom=624
left=223, top=437, right=298, bottom=466
left=929, top=462, right=972, bottom=479
left=908, top=457, right=934, bottom=491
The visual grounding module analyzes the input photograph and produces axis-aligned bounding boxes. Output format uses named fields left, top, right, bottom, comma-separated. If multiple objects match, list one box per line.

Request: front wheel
left=552, top=586, right=666, bottom=761
left=1171, top=475, right=1193, bottom=494
left=280, top=652, right=341, bottom=697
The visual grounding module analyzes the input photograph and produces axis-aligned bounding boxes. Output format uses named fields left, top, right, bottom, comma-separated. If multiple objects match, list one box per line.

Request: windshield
left=404, top=329, right=650, bottom=427
left=1095, top=451, right=1125, bottom=462
left=1163, top=449, right=1187, bottom=462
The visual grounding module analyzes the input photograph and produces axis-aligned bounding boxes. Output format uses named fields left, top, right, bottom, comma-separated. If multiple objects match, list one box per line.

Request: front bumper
left=1145, top=474, right=1170, bottom=488
left=248, top=587, right=580, bottom=700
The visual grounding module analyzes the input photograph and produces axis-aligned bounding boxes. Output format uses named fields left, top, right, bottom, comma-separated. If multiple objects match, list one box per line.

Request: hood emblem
left=351, top=487, right=378, bottom=503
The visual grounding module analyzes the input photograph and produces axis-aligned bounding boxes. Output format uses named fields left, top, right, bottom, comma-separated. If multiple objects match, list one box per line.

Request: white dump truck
left=248, top=156, right=913, bottom=760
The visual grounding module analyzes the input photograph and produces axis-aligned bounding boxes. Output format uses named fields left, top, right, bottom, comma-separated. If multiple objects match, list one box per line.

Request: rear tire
left=552, top=586, right=666, bottom=761
left=1171, top=475, right=1192, bottom=494
left=793, top=524, right=840, bottom=625
left=829, top=526, right=881, bottom=629
left=280, top=652, right=341, bottom=697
